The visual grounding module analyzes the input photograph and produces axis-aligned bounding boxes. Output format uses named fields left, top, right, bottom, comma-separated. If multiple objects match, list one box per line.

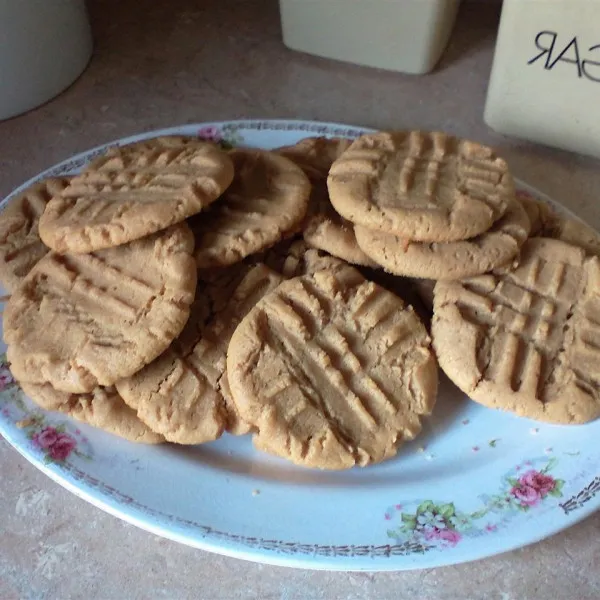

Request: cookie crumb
left=15, top=418, right=35, bottom=429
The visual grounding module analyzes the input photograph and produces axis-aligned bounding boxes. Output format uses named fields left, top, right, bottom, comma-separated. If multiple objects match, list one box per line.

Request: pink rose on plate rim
left=510, top=469, right=556, bottom=507
left=519, top=470, right=556, bottom=496
left=197, top=126, right=222, bottom=142
left=32, top=426, right=77, bottom=461
left=423, top=527, right=462, bottom=547
left=48, top=433, right=76, bottom=461
left=32, top=426, right=59, bottom=449
left=510, top=485, right=541, bottom=507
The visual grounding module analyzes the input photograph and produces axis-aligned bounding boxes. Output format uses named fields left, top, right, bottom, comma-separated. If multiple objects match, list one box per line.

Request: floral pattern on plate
left=385, top=457, right=565, bottom=551
left=0, top=354, right=92, bottom=464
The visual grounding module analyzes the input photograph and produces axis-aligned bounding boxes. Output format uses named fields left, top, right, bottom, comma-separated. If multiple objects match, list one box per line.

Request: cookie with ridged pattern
left=191, top=149, right=310, bottom=268
left=116, top=263, right=283, bottom=443
left=432, top=237, right=600, bottom=423
left=226, top=266, right=438, bottom=470
left=4, top=224, right=196, bottom=393
left=0, top=177, right=70, bottom=292
left=328, top=130, right=514, bottom=242
left=39, top=141, right=234, bottom=253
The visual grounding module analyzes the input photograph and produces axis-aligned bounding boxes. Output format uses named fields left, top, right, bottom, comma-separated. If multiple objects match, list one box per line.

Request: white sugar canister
left=0, top=0, right=92, bottom=121
left=485, top=0, right=600, bottom=158
left=279, top=0, right=461, bottom=74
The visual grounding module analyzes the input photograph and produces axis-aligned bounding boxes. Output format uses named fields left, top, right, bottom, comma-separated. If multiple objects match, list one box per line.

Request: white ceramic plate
left=0, top=120, right=598, bottom=571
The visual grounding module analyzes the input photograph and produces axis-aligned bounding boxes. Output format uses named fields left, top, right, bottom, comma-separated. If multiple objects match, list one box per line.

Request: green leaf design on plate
left=541, top=457, right=557, bottom=473
left=416, top=501, right=435, bottom=515
left=401, top=513, right=417, bottom=529
left=470, top=508, right=489, bottom=520
left=438, top=503, right=456, bottom=518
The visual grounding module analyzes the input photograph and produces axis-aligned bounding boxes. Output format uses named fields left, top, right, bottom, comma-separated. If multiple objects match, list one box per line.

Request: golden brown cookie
left=4, top=224, right=196, bottom=393
left=328, top=130, right=514, bottom=242
left=191, top=149, right=310, bottom=268
left=226, top=266, right=438, bottom=470
left=116, top=264, right=283, bottom=443
left=19, top=381, right=164, bottom=444
left=354, top=197, right=530, bottom=280
left=0, top=177, right=70, bottom=292
left=432, top=237, right=600, bottom=424
left=39, top=142, right=234, bottom=253
left=276, top=137, right=376, bottom=266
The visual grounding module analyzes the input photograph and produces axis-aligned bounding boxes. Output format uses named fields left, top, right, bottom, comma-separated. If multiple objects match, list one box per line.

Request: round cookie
left=191, top=149, right=310, bottom=268
left=354, top=197, right=530, bottom=280
left=226, top=266, right=438, bottom=470
left=19, top=381, right=163, bottom=444
left=39, top=141, right=234, bottom=253
left=0, top=177, right=70, bottom=292
left=4, top=224, right=197, bottom=393
left=432, top=237, right=600, bottom=424
left=328, top=130, right=514, bottom=242
left=276, top=137, right=376, bottom=267
left=116, top=263, right=283, bottom=443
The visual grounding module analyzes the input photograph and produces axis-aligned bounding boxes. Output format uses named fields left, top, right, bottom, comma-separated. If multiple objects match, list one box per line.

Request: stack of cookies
left=1, top=128, right=598, bottom=471
left=0, top=133, right=440, bottom=469
left=327, top=130, right=531, bottom=282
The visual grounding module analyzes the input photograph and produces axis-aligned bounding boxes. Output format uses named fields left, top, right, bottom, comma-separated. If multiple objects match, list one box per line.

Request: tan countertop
left=1, top=1, right=599, bottom=598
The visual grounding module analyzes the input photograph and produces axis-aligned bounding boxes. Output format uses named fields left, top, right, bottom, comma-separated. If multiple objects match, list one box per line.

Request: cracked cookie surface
left=432, top=237, right=600, bottom=423
left=4, top=224, right=196, bottom=393
left=116, top=263, right=283, bottom=443
left=226, top=266, right=438, bottom=470
left=191, top=149, right=310, bottom=268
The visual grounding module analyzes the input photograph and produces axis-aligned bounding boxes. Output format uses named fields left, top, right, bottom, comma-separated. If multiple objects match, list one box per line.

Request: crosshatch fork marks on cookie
left=39, top=143, right=234, bottom=253
left=227, top=267, right=438, bottom=469
left=3, top=225, right=197, bottom=394
left=433, top=237, right=600, bottom=423
left=327, top=131, right=514, bottom=242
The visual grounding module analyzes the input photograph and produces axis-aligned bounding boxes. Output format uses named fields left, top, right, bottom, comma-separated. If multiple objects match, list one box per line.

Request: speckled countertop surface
left=1, top=1, right=599, bottom=598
